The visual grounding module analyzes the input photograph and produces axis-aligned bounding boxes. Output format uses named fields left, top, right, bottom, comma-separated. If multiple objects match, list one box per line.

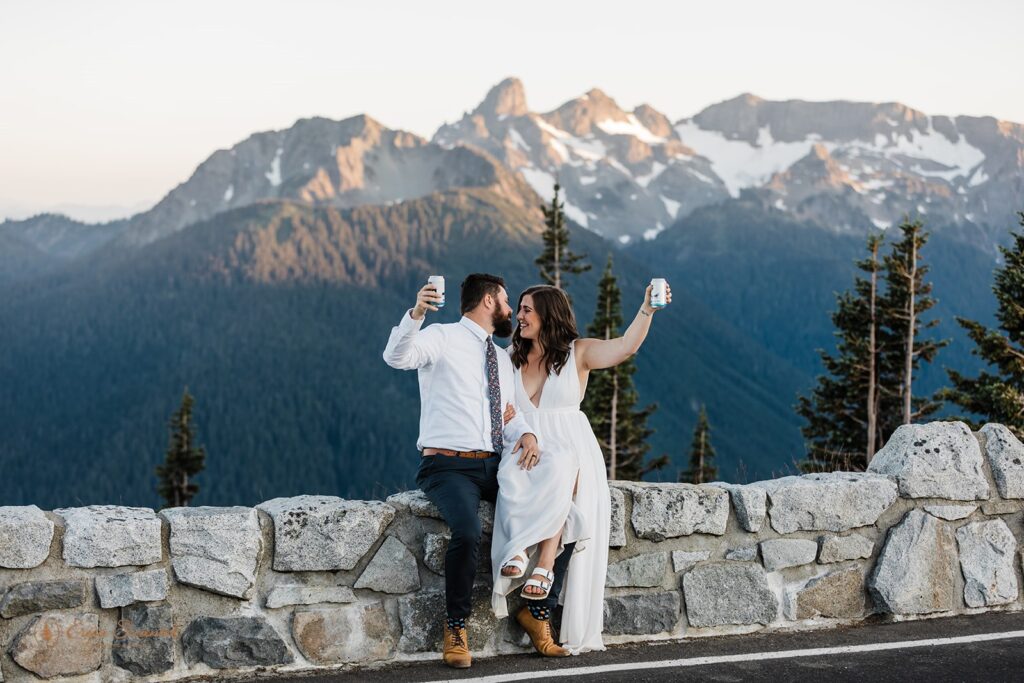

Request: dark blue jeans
left=416, top=453, right=574, bottom=619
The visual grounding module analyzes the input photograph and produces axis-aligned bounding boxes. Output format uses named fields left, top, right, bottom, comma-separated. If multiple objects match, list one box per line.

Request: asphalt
left=191, top=610, right=1024, bottom=682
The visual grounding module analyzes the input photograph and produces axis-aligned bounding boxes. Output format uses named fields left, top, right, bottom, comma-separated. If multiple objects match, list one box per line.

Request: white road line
left=438, top=630, right=1024, bottom=683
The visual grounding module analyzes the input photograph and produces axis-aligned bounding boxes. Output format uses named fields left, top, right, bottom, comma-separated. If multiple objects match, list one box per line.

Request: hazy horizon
left=2, top=0, right=1021, bottom=222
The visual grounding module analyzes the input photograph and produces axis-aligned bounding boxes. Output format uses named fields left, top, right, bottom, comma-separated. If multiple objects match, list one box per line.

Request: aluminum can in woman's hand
left=650, top=278, right=668, bottom=308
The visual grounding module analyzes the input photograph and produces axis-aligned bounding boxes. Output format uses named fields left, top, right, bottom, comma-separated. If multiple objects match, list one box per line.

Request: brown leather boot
left=516, top=606, right=570, bottom=657
left=442, top=623, right=472, bottom=668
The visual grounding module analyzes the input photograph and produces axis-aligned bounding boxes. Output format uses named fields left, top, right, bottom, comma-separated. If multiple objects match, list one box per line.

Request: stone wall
left=1, top=420, right=1023, bottom=681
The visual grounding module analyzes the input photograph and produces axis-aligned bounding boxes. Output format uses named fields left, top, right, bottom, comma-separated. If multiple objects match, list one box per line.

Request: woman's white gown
left=490, top=340, right=609, bottom=655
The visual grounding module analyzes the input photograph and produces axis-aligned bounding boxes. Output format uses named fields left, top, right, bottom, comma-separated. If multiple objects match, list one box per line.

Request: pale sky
left=2, top=0, right=1021, bottom=222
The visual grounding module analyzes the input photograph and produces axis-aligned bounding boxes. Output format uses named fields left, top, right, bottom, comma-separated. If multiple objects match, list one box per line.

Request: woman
left=490, top=281, right=671, bottom=655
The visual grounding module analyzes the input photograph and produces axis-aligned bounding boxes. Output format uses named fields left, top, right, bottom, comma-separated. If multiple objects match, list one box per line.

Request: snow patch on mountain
left=636, top=162, right=666, bottom=188
left=507, top=128, right=531, bottom=152
left=643, top=222, right=665, bottom=240
left=520, top=167, right=588, bottom=227
left=596, top=114, right=666, bottom=144
left=520, top=167, right=555, bottom=200
left=675, top=123, right=818, bottom=197
left=884, top=122, right=985, bottom=180
left=563, top=202, right=589, bottom=228
left=660, top=195, right=681, bottom=218
left=265, top=148, right=283, bottom=187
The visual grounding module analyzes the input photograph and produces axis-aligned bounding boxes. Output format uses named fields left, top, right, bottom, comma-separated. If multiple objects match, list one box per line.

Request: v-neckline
left=518, top=360, right=549, bottom=410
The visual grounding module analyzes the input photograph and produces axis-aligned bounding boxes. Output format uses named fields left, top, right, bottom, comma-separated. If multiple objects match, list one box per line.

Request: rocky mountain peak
left=545, top=87, right=629, bottom=136
left=766, top=144, right=850, bottom=192
left=633, top=104, right=674, bottom=138
left=807, top=143, right=831, bottom=161
left=474, top=77, right=528, bottom=119
left=689, top=93, right=767, bottom=143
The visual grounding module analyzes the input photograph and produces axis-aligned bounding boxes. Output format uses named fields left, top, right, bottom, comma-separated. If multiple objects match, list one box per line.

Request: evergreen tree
left=940, top=212, right=1024, bottom=438
left=681, top=404, right=718, bottom=483
left=581, top=254, right=667, bottom=480
left=879, top=218, right=947, bottom=429
left=796, top=234, right=884, bottom=471
left=797, top=220, right=947, bottom=472
left=156, top=387, right=207, bottom=509
left=536, top=182, right=590, bottom=292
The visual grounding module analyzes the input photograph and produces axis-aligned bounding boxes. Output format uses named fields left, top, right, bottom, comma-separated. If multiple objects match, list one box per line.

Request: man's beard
left=492, top=308, right=514, bottom=338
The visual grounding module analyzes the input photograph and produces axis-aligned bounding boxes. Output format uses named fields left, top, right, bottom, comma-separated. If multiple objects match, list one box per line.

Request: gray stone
left=627, top=483, right=730, bottom=541
left=818, top=534, right=874, bottom=563
left=791, top=569, right=866, bottom=620
left=980, top=423, right=1024, bottom=498
left=398, top=585, right=497, bottom=653
left=868, top=421, right=989, bottom=500
left=161, top=506, right=262, bottom=598
left=956, top=519, right=1019, bottom=607
left=924, top=505, right=977, bottom=521
left=0, top=579, right=88, bottom=618
left=672, top=550, right=711, bottom=573
left=10, top=612, right=103, bottom=678
left=257, top=495, right=395, bottom=571
left=710, top=482, right=767, bottom=532
left=760, top=539, right=818, bottom=571
left=113, top=602, right=174, bottom=676
left=754, top=472, right=897, bottom=534
left=55, top=505, right=162, bottom=568
left=266, top=584, right=356, bottom=608
left=981, top=500, right=1021, bottom=516
left=683, top=562, right=779, bottom=627
left=0, top=505, right=54, bottom=568
left=354, top=536, right=421, bottom=594
left=95, top=568, right=168, bottom=608
left=181, top=616, right=293, bottom=668
left=609, top=485, right=627, bottom=547
left=292, top=601, right=396, bottom=664
left=603, top=591, right=681, bottom=635
left=386, top=490, right=494, bottom=533
left=869, top=510, right=957, bottom=614
left=725, top=546, right=757, bottom=561
left=606, top=552, right=668, bottom=587
left=423, top=532, right=449, bottom=575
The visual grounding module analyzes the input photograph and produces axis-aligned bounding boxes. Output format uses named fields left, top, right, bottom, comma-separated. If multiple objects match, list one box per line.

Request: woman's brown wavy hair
left=510, top=285, right=580, bottom=376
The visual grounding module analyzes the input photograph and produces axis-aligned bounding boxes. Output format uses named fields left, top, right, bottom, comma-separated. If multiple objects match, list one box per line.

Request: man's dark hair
left=460, top=273, right=506, bottom=313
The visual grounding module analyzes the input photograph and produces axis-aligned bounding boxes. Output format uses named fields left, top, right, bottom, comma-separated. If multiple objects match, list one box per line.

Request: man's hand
left=513, top=433, right=540, bottom=470
left=411, top=283, right=444, bottom=320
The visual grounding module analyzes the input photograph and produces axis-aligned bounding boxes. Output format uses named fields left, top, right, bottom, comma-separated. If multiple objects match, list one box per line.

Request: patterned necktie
left=485, top=336, right=503, bottom=454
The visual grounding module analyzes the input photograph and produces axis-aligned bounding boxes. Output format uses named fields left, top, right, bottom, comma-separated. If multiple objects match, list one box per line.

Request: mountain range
left=1, top=78, right=1020, bottom=508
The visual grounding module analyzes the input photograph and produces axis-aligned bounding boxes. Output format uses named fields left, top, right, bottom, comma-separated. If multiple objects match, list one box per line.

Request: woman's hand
left=503, top=402, right=516, bottom=425
left=642, top=283, right=672, bottom=314
left=513, top=433, right=541, bottom=470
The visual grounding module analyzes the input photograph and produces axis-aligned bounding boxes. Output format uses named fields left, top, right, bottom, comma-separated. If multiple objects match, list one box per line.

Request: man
left=383, top=273, right=573, bottom=668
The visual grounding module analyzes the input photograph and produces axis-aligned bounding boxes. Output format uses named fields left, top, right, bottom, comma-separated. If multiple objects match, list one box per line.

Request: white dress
left=490, top=339, right=609, bottom=655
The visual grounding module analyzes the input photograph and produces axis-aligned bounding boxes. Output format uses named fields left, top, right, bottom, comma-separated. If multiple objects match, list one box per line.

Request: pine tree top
left=586, top=254, right=623, bottom=339
left=536, top=182, right=590, bottom=289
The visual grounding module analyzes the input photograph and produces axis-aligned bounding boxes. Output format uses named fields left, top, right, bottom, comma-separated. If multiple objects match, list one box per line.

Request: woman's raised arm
left=577, top=283, right=672, bottom=371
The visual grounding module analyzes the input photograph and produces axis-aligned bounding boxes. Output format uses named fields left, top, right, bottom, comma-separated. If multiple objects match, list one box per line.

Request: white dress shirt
left=383, top=310, right=538, bottom=453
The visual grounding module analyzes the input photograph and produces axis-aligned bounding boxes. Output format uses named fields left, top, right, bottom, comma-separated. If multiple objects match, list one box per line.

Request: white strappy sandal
left=520, top=566, right=554, bottom=600
left=500, top=552, right=528, bottom=579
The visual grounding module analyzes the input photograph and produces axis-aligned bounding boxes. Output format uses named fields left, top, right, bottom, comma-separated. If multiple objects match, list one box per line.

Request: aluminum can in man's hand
left=428, top=275, right=445, bottom=307
left=650, top=278, right=668, bottom=308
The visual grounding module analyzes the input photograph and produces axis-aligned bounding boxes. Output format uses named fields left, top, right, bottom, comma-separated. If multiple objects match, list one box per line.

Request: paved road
left=228, top=611, right=1024, bottom=682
